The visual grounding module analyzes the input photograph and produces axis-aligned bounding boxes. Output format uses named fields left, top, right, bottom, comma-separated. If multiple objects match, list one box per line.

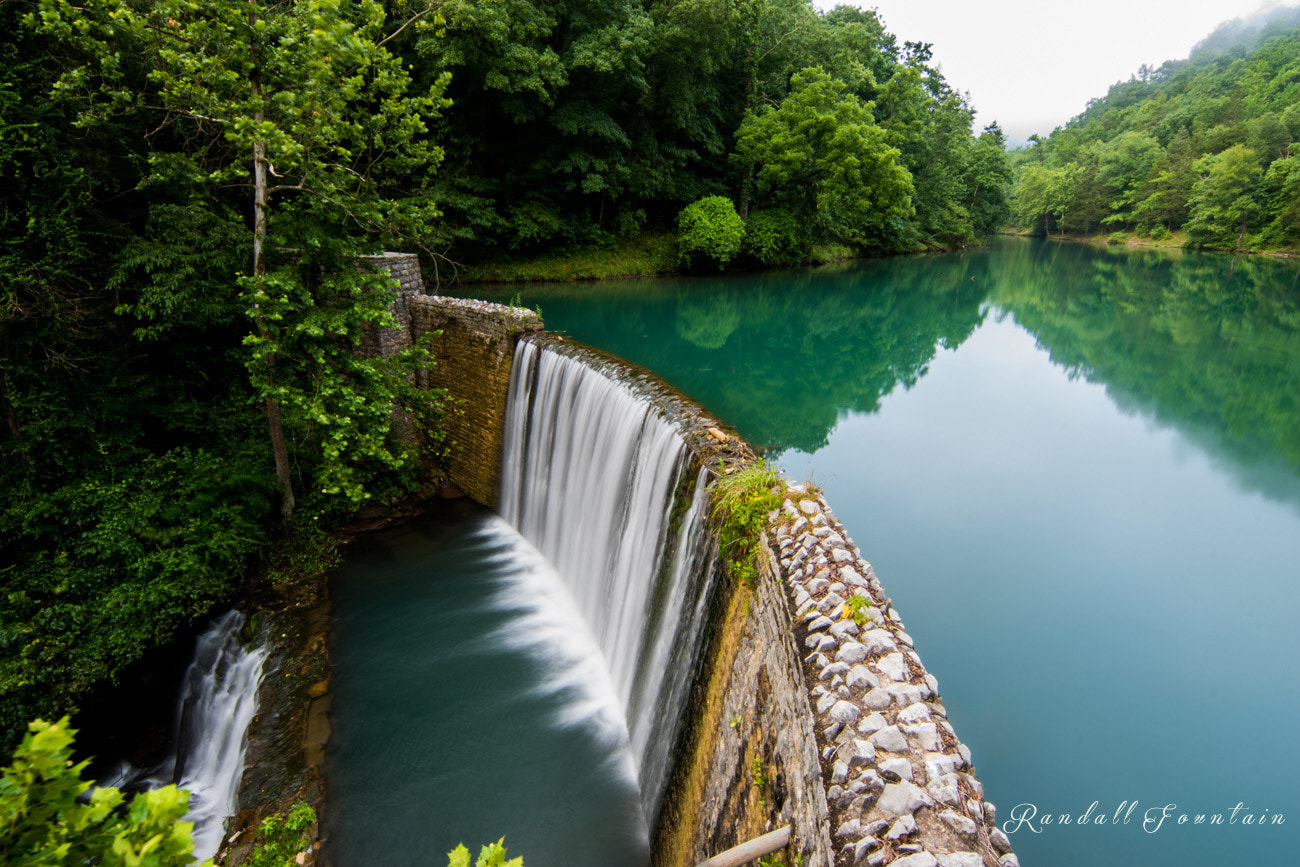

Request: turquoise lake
left=464, top=238, right=1300, bottom=866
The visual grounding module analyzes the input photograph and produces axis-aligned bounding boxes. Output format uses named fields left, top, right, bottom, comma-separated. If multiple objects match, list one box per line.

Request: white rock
left=937, top=854, right=984, bottom=867
left=816, top=693, right=837, bottom=713
left=884, top=814, right=918, bottom=840
left=799, top=499, right=820, bottom=515
left=878, top=652, right=910, bottom=681
left=806, top=577, right=830, bottom=595
left=957, top=743, right=972, bottom=765
left=834, top=818, right=861, bottom=839
left=854, top=838, right=882, bottom=861
left=938, top=811, right=978, bottom=837
left=904, top=722, right=942, bottom=751
left=841, top=567, right=868, bottom=587
left=830, top=619, right=860, bottom=639
left=999, top=855, right=1020, bottom=867
left=862, top=688, right=892, bottom=710
left=990, top=829, right=1013, bottom=855
left=928, top=773, right=961, bottom=806
left=832, top=547, right=854, bottom=563
left=857, top=712, right=888, bottom=735
left=887, top=683, right=924, bottom=707
left=870, top=725, right=909, bottom=753
left=896, top=630, right=914, bottom=647
left=818, top=593, right=845, bottom=614
left=879, top=757, right=913, bottom=781
left=831, top=760, right=850, bottom=784
left=787, top=483, right=807, bottom=495
left=848, top=738, right=876, bottom=766
left=836, top=641, right=869, bottom=664
left=898, top=702, right=932, bottom=724
left=829, top=700, right=861, bottom=725
left=820, top=661, right=850, bottom=680
left=923, top=752, right=960, bottom=780
left=875, top=781, right=932, bottom=818
left=806, top=615, right=833, bottom=632
left=885, top=852, right=937, bottom=867
left=861, top=629, right=898, bottom=654
left=847, top=665, right=880, bottom=691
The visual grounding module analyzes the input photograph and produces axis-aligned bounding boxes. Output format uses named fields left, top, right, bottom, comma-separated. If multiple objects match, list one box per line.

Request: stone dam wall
left=341, top=259, right=1016, bottom=867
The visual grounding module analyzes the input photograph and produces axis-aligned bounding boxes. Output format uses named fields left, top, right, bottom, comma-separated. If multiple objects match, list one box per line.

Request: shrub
left=742, top=208, right=808, bottom=267
left=0, top=717, right=207, bottom=866
left=711, top=463, right=782, bottom=587
left=677, top=196, right=745, bottom=270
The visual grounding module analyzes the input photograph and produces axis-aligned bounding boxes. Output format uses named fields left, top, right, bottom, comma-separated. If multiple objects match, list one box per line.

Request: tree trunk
left=249, top=7, right=294, bottom=521
left=0, top=369, right=21, bottom=442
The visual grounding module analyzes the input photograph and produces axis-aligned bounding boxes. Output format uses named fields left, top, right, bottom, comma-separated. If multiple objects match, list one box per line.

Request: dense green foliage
left=0, top=0, right=448, bottom=747
left=677, top=196, right=746, bottom=269
left=710, top=463, right=782, bottom=587
left=1011, top=7, right=1300, bottom=251
left=414, top=0, right=1010, bottom=261
left=0, top=718, right=209, bottom=866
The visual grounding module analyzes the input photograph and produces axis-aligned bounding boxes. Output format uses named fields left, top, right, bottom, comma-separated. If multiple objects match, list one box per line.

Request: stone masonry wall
left=407, top=296, right=541, bottom=507
left=654, top=531, right=836, bottom=867
left=355, top=252, right=543, bottom=508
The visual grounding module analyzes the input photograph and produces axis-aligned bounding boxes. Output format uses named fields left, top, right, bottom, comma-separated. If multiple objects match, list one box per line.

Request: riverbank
left=999, top=227, right=1300, bottom=259
left=457, top=233, right=871, bottom=285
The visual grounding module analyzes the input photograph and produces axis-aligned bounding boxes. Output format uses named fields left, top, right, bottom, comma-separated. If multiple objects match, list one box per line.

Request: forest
left=1010, top=6, right=1300, bottom=251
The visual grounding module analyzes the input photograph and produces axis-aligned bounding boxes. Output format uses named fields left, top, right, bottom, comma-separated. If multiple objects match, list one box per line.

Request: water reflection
left=469, top=239, right=1300, bottom=490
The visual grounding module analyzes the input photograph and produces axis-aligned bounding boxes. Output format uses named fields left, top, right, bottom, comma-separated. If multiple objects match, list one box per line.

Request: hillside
left=1010, top=5, right=1300, bottom=251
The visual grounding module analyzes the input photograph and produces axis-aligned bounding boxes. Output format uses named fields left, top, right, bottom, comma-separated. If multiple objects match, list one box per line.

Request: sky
left=819, top=0, right=1293, bottom=144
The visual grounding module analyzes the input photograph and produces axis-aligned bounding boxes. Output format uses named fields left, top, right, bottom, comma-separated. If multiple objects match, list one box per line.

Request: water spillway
left=104, top=611, right=268, bottom=861
left=499, top=336, right=720, bottom=823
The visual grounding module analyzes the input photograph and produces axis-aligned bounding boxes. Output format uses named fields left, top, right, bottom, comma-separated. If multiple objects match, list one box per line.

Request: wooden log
left=693, top=826, right=792, bottom=867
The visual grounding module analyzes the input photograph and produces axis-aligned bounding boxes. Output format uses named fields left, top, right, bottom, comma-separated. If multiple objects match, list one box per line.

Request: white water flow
left=500, top=338, right=718, bottom=820
left=105, top=611, right=268, bottom=861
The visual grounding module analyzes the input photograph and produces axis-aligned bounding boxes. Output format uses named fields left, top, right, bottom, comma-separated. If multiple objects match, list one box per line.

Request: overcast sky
left=820, top=1, right=1292, bottom=143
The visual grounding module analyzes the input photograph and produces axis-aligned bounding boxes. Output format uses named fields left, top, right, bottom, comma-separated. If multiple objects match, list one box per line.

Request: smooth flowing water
left=471, top=238, right=1300, bottom=866
left=327, top=341, right=717, bottom=867
left=103, top=611, right=268, bottom=861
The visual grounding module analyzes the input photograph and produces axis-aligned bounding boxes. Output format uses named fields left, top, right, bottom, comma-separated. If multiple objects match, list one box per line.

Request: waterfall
left=500, top=337, right=719, bottom=821
left=104, top=611, right=268, bottom=861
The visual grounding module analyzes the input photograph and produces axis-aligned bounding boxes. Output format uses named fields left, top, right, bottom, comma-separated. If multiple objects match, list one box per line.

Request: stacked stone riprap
left=771, top=485, right=1017, bottom=867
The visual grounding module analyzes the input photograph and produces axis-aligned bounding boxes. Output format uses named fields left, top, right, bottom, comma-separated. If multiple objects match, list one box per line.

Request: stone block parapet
left=358, top=251, right=423, bottom=295
left=407, top=296, right=542, bottom=506
left=768, top=488, right=1015, bottom=867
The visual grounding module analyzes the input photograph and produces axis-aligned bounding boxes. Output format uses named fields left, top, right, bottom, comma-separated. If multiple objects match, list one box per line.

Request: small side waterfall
left=500, top=337, right=719, bottom=821
left=105, top=611, right=268, bottom=861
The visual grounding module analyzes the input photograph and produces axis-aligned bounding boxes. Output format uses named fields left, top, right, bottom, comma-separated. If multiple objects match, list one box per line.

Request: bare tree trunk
left=1, top=369, right=21, bottom=442
left=249, top=3, right=294, bottom=521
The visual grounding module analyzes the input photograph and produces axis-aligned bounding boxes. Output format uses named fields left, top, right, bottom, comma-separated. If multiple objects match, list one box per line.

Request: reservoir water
left=463, top=238, right=1300, bottom=866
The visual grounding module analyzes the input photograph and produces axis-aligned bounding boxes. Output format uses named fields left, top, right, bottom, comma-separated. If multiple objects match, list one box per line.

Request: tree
left=1, top=717, right=208, bottom=867
left=963, top=123, right=1013, bottom=234
left=1185, top=144, right=1263, bottom=248
left=35, top=0, right=450, bottom=521
left=735, top=66, right=913, bottom=250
